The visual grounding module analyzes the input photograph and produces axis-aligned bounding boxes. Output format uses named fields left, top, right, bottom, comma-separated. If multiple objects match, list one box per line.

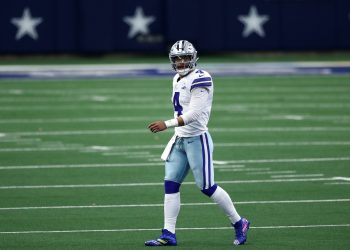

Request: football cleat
left=232, top=218, right=250, bottom=246
left=145, top=229, right=177, bottom=246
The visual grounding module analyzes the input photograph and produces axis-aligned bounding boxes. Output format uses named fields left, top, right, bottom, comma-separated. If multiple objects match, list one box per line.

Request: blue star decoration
left=123, top=6, right=156, bottom=39
left=238, top=5, right=269, bottom=38
left=11, top=7, right=43, bottom=40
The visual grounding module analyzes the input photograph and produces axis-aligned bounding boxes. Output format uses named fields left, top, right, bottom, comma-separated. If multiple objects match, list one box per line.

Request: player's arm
left=180, top=87, right=209, bottom=125
left=148, top=88, right=209, bottom=133
left=148, top=117, right=184, bottom=133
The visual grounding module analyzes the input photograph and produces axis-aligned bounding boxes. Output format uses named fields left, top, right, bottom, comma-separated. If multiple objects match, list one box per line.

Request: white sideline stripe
left=1, top=141, right=350, bottom=152
left=0, top=177, right=348, bottom=189
left=0, top=157, right=349, bottom=170
left=1, top=127, right=350, bottom=137
left=1, top=224, right=349, bottom=234
left=1, top=199, right=349, bottom=211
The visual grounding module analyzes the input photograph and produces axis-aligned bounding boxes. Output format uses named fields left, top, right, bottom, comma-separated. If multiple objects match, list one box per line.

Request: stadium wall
left=0, top=0, right=349, bottom=54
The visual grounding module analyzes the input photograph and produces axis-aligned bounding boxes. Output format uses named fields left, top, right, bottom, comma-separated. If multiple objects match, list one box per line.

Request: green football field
left=0, top=74, right=349, bottom=249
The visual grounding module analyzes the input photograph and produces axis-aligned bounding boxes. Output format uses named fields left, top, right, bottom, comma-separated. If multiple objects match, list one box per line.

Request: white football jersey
left=171, top=69, right=214, bottom=137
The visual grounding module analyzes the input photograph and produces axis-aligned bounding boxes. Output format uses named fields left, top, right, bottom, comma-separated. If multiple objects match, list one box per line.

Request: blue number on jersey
left=172, top=92, right=183, bottom=116
left=196, top=70, right=204, bottom=77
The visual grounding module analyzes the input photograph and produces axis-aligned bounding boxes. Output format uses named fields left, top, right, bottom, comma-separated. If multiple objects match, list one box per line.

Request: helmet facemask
left=170, top=55, right=195, bottom=76
left=169, top=40, right=198, bottom=76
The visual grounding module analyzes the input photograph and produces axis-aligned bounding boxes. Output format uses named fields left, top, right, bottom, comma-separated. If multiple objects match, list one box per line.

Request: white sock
left=164, top=192, right=180, bottom=234
left=210, top=186, right=241, bottom=224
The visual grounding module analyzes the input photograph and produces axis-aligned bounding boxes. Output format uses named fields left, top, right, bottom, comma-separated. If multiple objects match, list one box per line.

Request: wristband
left=164, top=118, right=179, bottom=128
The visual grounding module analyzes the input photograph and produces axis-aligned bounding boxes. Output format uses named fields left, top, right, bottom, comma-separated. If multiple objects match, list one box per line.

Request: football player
left=146, top=40, right=250, bottom=246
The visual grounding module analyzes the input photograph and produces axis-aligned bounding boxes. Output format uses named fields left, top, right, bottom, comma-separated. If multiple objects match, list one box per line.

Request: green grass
left=0, top=75, right=350, bottom=249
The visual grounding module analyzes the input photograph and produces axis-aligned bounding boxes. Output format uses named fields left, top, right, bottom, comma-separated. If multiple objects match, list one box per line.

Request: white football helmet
left=169, top=40, right=198, bottom=76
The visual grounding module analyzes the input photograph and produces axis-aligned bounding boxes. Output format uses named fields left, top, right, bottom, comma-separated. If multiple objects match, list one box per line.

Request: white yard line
left=1, top=141, right=350, bottom=153
left=1, top=103, right=350, bottom=111
left=1, top=224, right=349, bottom=234
left=247, top=171, right=296, bottom=175
left=325, top=182, right=350, bottom=185
left=0, top=157, right=349, bottom=170
left=215, top=165, right=245, bottom=169
left=212, top=127, right=350, bottom=132
left=270, top=174, right=324, bottom=178
left=0, top=127, right=349, bottom=137
left=333, top=177, right=350, bottom=181
left=0, top=147, right=82, bottom=152
left=0, top=96, right=349, bottom=104
left=214, top=157, right=350, bottom=164
left=218, top=168, right=271, bottom=172
left=1, top=129, right=149, bottom=136
left=1, top=101, right=350, bottom=111
left=0, top=97, right=164, bottom=103
left=215, top=141, right=350, bottom=146
left=0, top=116, right=157, bottom=124
left=0, top=88, right=167, bottom=95
left=0, top=177, right=348, bottom=190
left=0, top=162, right=164, bottom=170
left=1, top=199, right=349, bottom=211
left=1, top=115, right=350, bottom=124
left=0, top=85, right=349, bottom=95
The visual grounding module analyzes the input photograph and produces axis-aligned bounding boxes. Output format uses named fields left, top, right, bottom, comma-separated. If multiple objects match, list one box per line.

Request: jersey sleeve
left=190, top=70, right=213, bottom=91
left=180, top=87, right=209, bottom=125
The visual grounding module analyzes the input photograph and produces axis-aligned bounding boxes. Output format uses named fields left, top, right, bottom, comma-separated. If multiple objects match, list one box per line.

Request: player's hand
left=148, top=121, right=167, bottom=133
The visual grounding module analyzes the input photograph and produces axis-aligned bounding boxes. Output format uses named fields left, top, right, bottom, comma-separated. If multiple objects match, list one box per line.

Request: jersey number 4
left=172, top=92, right=183, bottom=116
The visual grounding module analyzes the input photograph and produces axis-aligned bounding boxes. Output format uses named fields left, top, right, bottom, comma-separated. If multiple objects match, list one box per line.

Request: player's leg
left=185, top=132, right=241, bottom=223
left=163, top=138, right=189, bottom=234
left=185, top=132, right=250, bottom=245
left=145, top=138, right=189, bottom=246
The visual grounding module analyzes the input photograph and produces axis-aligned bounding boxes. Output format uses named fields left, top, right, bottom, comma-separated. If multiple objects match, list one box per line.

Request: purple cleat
left=233, top=218, right=250, bottom=246
left=145, top=229, right=177, bottom=246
